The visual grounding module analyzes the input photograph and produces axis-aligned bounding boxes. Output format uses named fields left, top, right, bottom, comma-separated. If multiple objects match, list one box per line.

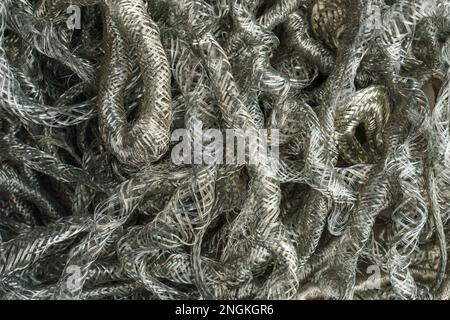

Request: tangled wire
left=0, top=0, right=449, bottom=300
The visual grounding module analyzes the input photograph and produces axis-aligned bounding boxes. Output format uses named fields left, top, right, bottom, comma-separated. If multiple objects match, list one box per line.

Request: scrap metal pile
left=0, top=0, right=450, bottom=299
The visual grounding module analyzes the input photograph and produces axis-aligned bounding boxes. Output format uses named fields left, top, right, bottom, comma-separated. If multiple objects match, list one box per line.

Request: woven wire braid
left=0, top=0, right=449, bottom=300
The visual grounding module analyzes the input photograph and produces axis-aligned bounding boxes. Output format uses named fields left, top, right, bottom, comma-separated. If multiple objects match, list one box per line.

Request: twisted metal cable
left=99, top=0, right=173, bottom=167
left=0, top=0, right=449, bottom=301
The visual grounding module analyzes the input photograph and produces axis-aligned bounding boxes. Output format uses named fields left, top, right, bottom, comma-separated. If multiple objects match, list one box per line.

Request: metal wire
left=0, top=0, right=449, bottom=300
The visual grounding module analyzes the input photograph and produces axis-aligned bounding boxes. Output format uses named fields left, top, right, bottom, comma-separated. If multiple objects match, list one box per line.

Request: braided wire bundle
left=0, top=0, right=449, bottom=300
